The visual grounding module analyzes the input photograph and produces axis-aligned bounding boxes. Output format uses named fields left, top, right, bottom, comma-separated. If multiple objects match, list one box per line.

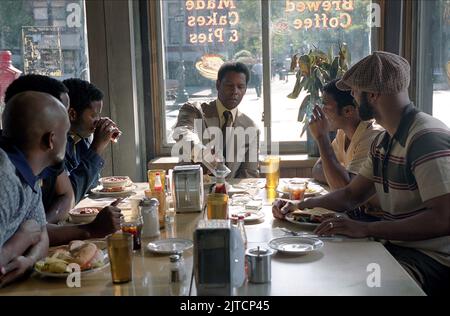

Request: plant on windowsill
left=288, top=43, right=351, bottom=136
left=287, top=43, right=350, bottom=156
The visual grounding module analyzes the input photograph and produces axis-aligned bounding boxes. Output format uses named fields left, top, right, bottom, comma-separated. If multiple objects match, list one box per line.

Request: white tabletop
left=0, top=180, right=425, bottom=296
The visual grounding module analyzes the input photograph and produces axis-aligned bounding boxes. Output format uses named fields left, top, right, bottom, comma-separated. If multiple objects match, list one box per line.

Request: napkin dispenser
left=194, top=220, right=245, bottom=296
left=172, top=164, right=204, bottom=212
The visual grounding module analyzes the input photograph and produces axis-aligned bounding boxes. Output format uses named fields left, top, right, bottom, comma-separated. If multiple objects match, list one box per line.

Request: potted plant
left=288, top=43, right=351, bottom=137
left=287, top=43, right=350, bottom=156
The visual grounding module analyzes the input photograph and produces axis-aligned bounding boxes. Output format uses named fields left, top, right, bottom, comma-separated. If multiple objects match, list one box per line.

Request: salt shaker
left=169, top=253, right=188, bottom=296
left=140, top=197, right=160, bottom=238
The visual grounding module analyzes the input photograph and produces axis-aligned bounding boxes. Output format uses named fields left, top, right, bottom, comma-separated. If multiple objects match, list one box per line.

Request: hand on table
left=272, top=198, right=300, bottom=219
left=314, top=216, right=370, bottom=238
left=0, top=256, right=34, bottom=288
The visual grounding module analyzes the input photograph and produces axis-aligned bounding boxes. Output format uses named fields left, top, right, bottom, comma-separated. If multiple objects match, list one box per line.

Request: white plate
left=146, top=238, right=193, bottom=255
left=276, top=183, right=323, bottom=197
left=34, top=251, right=110, bottom=278
left=91, top=184, right=137, bottom=196
left=304, top=185, right=324, bottom=197
left=285, top=213, right=320, bottom=227
left=230, top=210, right=265, bottom=223
left=268, top=236, right=323, bottom=254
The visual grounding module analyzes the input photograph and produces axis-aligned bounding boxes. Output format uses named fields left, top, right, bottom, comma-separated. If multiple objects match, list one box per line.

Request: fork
left=280, top=227, right=344, bottom=241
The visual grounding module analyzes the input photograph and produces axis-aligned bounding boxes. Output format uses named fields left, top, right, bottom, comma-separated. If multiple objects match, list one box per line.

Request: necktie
left=222, top=110, right=233, bottom=161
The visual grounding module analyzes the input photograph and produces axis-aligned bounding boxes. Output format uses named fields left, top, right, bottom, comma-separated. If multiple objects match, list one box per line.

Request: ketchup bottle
left=214, top=174, right=227, bottom=194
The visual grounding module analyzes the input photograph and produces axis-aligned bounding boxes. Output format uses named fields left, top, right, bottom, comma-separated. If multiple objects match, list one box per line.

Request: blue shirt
left=65, top=134, right=104, bottom=203
left=0, top=138, right=46, bottom=247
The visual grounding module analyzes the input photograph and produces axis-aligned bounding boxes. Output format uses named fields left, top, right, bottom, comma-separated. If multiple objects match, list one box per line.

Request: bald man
left=0, top=91, right=69, bottom=287
left=4, top=74, right=75, bottom=224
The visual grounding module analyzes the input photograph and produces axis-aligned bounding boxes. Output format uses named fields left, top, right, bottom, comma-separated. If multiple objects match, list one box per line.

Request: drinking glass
left=262, top=156, right=280, bottom=189
left=106, top=233, right=133, bottom=284
left=206, top=193, right=229, bottom=220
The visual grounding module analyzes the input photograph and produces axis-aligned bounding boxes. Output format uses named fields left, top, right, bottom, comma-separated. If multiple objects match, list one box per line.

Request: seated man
left=173, top=62, right=259, bottom=178
left=4, top=74, right=74, bottom=223
left=310, top=79, right=384, bottom=190
left=62, top=78, right=120, bottom=203
left=4, top=77, right=123, bottom=247
left=0, top=91, right=67, bottom=287
left=273, top=51, right=450, bottom=295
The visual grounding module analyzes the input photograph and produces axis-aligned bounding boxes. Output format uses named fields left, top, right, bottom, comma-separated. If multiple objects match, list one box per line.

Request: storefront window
left=0, top=0, right=89, bottom=124
left=158, top=0, right=376, bottom=151
left=0, top=0, right=89, bottom=80
left=430, top=0, right=450, bottom=127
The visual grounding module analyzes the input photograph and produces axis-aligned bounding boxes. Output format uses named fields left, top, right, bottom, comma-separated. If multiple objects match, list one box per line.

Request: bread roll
left=69, top=240, right=85, bottom=252
left=72, top=242, right=97, bottom=269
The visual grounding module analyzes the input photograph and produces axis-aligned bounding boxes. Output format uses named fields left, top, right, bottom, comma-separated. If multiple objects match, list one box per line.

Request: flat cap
left=336, top=51, right=410, bottom=94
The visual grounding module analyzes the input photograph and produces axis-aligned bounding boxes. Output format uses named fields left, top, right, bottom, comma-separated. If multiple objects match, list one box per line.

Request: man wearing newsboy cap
left=273, top=51, right=450, bottom=295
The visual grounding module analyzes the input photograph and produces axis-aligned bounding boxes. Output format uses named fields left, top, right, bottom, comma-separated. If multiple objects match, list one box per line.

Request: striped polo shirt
left=359, top=104, right=450, bottom=267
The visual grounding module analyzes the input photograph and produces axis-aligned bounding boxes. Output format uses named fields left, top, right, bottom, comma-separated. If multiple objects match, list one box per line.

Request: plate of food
left=146, top=238, right=193, bottom=255
left=268, top=236, right=323, bottom=254
left=304, top=184, right=324, bottom=197
left=277, top=181, right=323, bottom=197
left=230, top=209, right=265, bottom=223
left=68, top=207, right=102, bottom=224
left=285, top=207, right=337, bottom=226
left=91, top=182, right=137, bottom=196
left=99, top=176, right=131, bottom=188
left=34, top=240, right=109, bottom=278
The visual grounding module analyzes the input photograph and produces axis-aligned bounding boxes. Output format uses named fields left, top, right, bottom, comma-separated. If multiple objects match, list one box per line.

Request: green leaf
left=289, top=54, right=298, bottom=72
left=330, top=57, right=339, bottom=79
left=297, top=94, right=311, bottom=122
left=287, top=73, right=304, bottom=99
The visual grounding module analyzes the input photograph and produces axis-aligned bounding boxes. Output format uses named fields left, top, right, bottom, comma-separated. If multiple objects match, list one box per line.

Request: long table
left=0, top=180, right=425, bottom=296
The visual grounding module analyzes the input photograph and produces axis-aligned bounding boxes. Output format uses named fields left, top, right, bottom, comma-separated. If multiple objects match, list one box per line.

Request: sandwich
left=71, top=242, right=105, bottom=270
left=35, top=240, right=105, bottom=273
left=291, top=208, right=336, bottom=223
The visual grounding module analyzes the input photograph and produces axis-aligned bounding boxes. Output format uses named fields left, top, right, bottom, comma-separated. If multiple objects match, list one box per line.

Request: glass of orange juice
left=288, top=181, right=306, bottom=201
left=262, top=156, right=280, bottom=189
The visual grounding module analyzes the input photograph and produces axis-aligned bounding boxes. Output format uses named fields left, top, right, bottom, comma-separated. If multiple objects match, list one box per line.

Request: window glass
left=0, top=0, right=89, bottom=119
left=159, top=0, right=375, bottom=148
left=270, top=0, right=374, bottom=142
left=431, top=0, right=450, bottom=127
left=0, top=0, right=88, bottom=79
left=161, top=0, right=263, bottom=145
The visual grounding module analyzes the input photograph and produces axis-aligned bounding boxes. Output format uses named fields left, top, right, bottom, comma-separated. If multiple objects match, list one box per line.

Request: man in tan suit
left=173, top=62, right=259, bottom=178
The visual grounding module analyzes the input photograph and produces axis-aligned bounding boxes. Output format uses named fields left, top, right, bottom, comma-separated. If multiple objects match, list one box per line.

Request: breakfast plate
left=230, top=209, right=265, bottom=223
left=268, top=236, right=323, bottom=254
left=91, top=184, right=137, bottom=196
left=99, top=176, right=131, bottom=188
left=285, top=213, right=320, bottom=227
left=285, top=207, right=337, bottom=227
left=68, top=207, right=101, bottom=224
left=277, top=182, right=324, bottom=197
left=146, top=238, right=193, bottom=255
left=34, top=241, right=109, bottom=278
left=34, top=254, right=109, bottom=278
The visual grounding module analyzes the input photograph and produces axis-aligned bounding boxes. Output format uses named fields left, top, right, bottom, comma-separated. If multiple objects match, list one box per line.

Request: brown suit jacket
left=174, top=100, right=259, bottom=179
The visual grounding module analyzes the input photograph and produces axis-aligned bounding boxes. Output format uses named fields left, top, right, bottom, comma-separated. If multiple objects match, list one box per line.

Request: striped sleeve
left=408, top=129, right=450, bottom=201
